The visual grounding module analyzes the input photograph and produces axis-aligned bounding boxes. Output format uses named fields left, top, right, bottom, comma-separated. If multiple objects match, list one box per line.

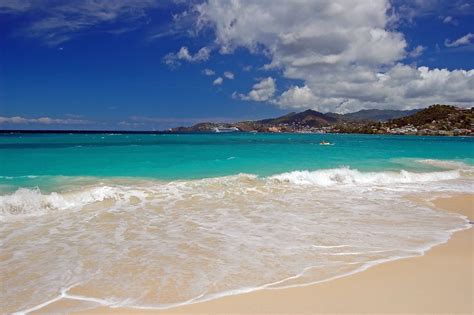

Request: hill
left=258, top=108, right=419, bottom=126
left=258, top=109, right=339, bottom=127
left=170, top=109, right=341, bottom=132
left=335, top=109, right=421, bottom=122
left=389, top=105, right=472, bottom=129
left=169, top=105, right=472, bottom=135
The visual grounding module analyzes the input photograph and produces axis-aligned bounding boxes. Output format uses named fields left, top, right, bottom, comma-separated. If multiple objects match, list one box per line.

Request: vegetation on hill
left=258, top=109, right=339, bottom=127
left=170, top=104, right=472, bottom=135
left=336, top=109, right=421, bottom=122
left=389, top=105, right=472, bottom=130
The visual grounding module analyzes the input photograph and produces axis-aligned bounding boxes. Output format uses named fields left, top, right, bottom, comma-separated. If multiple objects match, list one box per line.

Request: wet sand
left=35, top=193, right=473, bottom=314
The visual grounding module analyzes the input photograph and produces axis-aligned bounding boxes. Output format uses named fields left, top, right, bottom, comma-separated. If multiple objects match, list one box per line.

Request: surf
left=1, top=162, right=472, bottom=313
left=1, top=164, right=471, bottom=219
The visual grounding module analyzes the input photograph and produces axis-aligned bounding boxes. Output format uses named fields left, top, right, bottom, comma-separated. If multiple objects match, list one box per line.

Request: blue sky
left=0, top=0, right=473, bottom=130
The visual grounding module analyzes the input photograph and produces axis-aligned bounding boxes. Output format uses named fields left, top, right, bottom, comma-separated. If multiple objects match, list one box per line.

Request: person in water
left=320, top=141, right=332, bottom=145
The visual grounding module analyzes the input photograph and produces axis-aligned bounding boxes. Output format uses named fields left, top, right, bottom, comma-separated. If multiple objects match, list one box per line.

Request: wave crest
left=0, top=186, right=125, bottom=218
left=0, top=164, right=469, bottom=220
left=269, top=167, right=461, bottom=186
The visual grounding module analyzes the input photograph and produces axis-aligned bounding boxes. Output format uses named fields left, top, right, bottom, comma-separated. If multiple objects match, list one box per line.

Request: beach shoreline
left=29, top=193, right=472, bottom=314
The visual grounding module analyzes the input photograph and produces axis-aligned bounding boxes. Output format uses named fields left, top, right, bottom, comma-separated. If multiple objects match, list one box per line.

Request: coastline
left=37, top=193, right=472, bottom=314
left=1, top=130, right=473, bottom=136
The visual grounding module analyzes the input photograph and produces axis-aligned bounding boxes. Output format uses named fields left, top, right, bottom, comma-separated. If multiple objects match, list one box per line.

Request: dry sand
left=35, top=194, right=473, bottom=314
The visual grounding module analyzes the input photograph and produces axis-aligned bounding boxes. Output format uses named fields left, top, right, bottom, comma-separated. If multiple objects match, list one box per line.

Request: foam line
left=266, top=223, right=472, bottom=291
left=326, top=249, right=393, bottom=256
left=100, top=221, right=473, bottom=310
left=13, top=222, right=472, bottom=313
left=312, top=244, right=351, bottom=249
left=14, top=295, right=64, bottom=315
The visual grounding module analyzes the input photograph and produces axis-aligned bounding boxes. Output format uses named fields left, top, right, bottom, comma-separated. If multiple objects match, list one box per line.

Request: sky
left=0, top=0, right=473, bottom=130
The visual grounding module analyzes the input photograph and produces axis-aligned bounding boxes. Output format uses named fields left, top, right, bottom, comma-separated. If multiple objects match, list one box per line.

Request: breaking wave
left=0, top=186, right=132, bottom=218
left=1, top=164, right=472, bottom=220
left=270, top=167, right=461, bottom=186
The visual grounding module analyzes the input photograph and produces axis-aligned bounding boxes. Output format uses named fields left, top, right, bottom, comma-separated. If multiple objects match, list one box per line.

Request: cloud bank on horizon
left=0, top=0, right=473, bottom=128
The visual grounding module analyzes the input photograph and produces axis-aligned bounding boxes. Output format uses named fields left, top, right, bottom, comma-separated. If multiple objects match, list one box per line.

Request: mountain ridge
left=171, top=108, right=424, bottom=132
left=170, top=105, right=472, bottom=136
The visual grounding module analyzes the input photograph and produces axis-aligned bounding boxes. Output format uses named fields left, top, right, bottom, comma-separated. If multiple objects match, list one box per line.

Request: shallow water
left=1, top=133, right=473, bottom=190
left=0, top=133, right=473, bottom=313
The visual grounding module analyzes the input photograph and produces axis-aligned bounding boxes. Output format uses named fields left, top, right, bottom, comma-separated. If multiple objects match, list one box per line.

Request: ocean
left=1, top=133, right=473, bottom=313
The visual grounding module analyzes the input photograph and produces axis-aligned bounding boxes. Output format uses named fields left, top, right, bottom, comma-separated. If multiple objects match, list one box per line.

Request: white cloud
left=202, top=68, right=215, bottom=76
left=0, top=116, right=28, bottom=124
left=0, top=0, right=32, bottom=13
left=408, top=45, right=426, bottom=58
left=0, top=116, right=91, bottom=125
left=443, top=16, right=453, bottom=23
left=223, top=71, right=234, bottom=79
left=177, top=46, right=210, bottom=62
left=198, top=0, right=474, bottom=112
left=390, top=1, right=473, bottom=25
left=198, top=0, right=405, bottom=63
left=276, top=64, right=474, bottom=113
left=237, top=77, right=276, bottom=102
left=278, top=85, right=318, bottom=109
left=441, top=16, right=458, bottom=25
left=164, top=46, right=211, bottom=67
left=213, top=76, right=223, bottom=85
left=444, top=33, right=474, bottom=47
left=149, top=6, right=202, bottom=40
left=2, top=0, right=160, bottom=46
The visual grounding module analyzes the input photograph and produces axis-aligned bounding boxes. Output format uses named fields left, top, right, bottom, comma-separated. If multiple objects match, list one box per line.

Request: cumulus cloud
left=213, top=76, right=223, bottom=85
left=0, top=116, right=92, bottom=125
left=236, top=77, right=276, bottom=102
left=278, top=85, right=318, bottom=109
left=223, top=71, right=234, bottom=79
left=202, top=68, right=215, bottom=76
left=444, top=33, right=474, bottom=47
left=164, top=46, right=211, bottom=67
left=198, top=0, right=405, bottom=63
left=276, top=64, right=474, bottom=112
left=197, top=0, right=474, bottom=112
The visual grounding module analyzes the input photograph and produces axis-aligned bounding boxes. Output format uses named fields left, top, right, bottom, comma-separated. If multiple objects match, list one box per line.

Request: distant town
left=171, top=105, right=473, bottom=136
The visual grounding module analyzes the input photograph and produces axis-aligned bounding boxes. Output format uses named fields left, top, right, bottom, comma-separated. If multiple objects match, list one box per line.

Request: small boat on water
left=213, top=126, right=240, bottom=133
left=319, top=141, right=334, bottom=146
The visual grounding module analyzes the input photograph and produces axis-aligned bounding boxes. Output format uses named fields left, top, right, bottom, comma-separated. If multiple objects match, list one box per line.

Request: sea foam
left=269, top=167, right=461, bottom=186
left=1, top=164, right=472, bottom=220
left=1, top=162, right=472, bottom=313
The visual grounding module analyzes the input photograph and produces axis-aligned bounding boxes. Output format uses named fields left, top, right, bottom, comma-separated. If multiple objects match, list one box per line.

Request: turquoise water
left=1, top=132, right=473, bottom=313
left=1, top=133, right=473, bottom=191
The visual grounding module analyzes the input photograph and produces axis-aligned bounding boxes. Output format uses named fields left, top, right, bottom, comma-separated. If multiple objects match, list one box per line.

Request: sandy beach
left=29, top=193, right=472, bottom=314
